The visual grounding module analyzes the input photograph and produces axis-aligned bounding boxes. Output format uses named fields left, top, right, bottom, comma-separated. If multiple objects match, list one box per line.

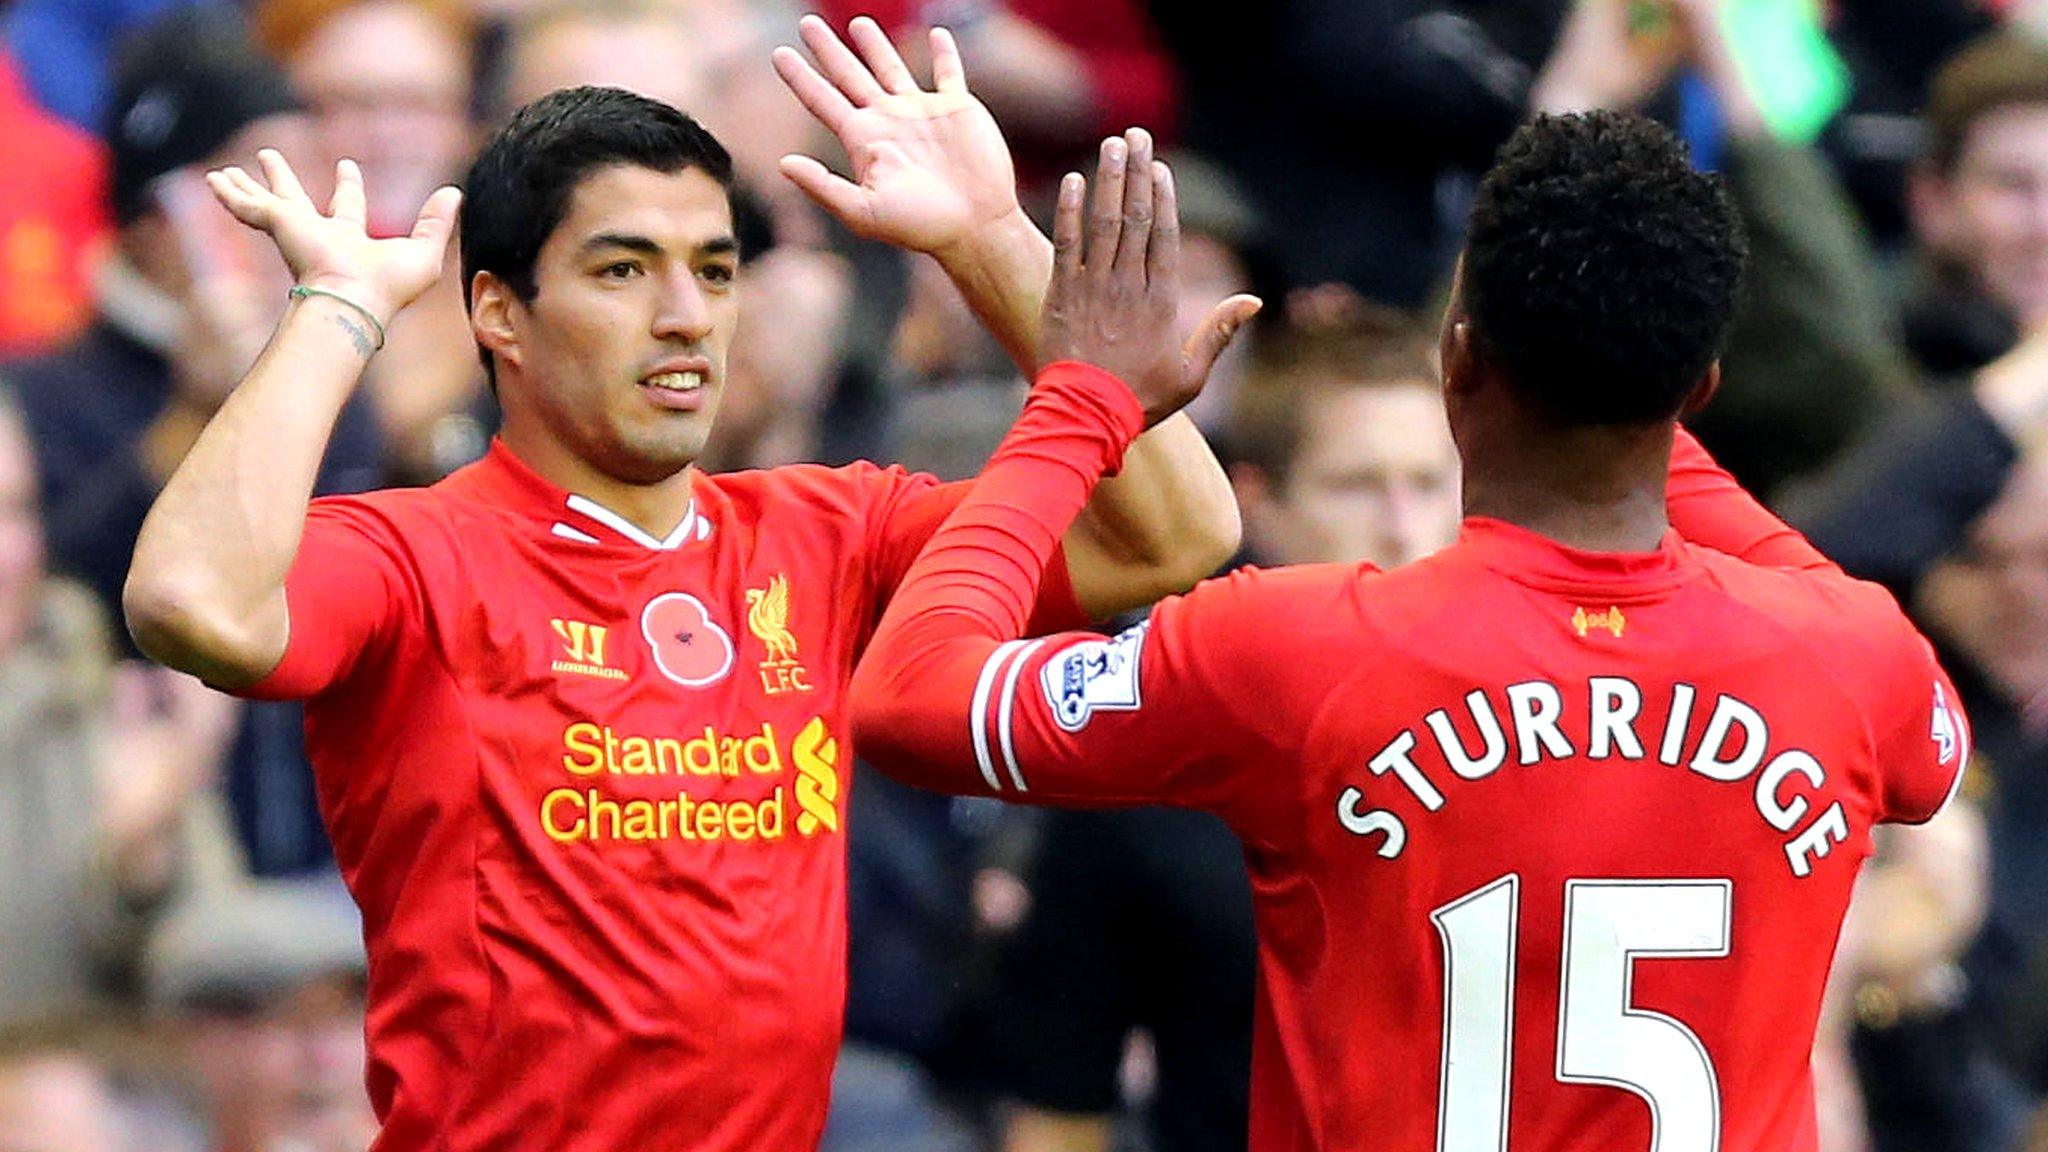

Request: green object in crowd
left=1721, top=0, right=1850, bottom=142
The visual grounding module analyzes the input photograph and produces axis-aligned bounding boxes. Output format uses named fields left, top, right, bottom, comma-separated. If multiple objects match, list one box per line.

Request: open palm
left=206, top=150, right=462, bottom=324
left=774, top=16, right=1020, bottom=255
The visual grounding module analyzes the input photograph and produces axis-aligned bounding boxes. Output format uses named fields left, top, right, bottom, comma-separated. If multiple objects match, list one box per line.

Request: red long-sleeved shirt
left=851, top=361, right=1969, bottom=1152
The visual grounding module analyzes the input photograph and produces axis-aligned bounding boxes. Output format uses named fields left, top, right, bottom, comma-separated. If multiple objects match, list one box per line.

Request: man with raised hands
left=852, top=111, right=1970, bottom=1152
left=122, top=18, right=1249, bottom=1152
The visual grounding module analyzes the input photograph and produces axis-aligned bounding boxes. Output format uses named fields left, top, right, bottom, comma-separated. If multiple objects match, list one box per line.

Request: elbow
left=121, top=570, right=273, bottom=685
left=1189, top=498, right=1244, bottom=582
left=1149, top=500, right=1242, bottom=601
left=848, top=657, right=915, bottom=767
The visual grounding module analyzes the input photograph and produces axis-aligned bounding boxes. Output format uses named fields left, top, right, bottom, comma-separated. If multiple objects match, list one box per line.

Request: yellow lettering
left=562, top=723, right=604, bottom=776
left=589, top=791, right=622, bottom=840
left=727, top=800, right=756, bottom=840
left=659, top=799, right=678, bottom=839
left=746, top=724, right=782, bottom=775
left=623, top=800, right=657, bottom=840
left=759, top=788, right=786, bottom=838
left=621, top=736, right=655, bottom=775
left=684, top=729, right=720, bottom=775
left=694, top=799, right=725, bottom=839
left=789, top=668, right=812, bottom=692
left=588, top=624, right=609, bottom=666
left=542, top=788, right=587, bottom=842
left=655, top=738, right=685, bottom=775
left=676, top=794, right=696, bottom=838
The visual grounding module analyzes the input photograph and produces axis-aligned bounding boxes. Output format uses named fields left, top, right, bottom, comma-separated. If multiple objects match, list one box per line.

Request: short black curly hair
left=1460, top=112, right=1747, bottom=425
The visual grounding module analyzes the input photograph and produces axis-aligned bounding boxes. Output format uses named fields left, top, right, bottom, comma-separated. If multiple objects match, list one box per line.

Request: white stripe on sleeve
left=995, top=639, right=1048, bottom=792
left=970, top=640, right=1029, bottom=792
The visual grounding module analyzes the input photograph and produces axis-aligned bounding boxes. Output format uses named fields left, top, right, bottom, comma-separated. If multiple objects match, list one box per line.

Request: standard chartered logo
left=793, top=717, right=839, bottom=836
left=541, top=715, right=842, bottom=845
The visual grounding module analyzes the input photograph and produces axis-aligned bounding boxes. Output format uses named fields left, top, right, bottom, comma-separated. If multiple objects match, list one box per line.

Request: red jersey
left=0, top=48, right=105, bottom=357
left=853, top=364, right=1970, bottom=1152
left=241, top=441, right=1082, bottom=1151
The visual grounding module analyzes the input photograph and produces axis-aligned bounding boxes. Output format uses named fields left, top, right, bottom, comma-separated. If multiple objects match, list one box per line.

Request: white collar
left=556, top=493, right=710, bottom=551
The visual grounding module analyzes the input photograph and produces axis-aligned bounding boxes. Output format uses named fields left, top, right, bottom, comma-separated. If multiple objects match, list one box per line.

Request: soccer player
left=850, top=111, right=1971, bottom=1151
left=121, top=22, right=1253, bottom=1152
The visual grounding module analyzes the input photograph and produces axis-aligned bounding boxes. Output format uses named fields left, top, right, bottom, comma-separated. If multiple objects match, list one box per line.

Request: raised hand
left=1039, top=132, right=1260, bottom=425
left=772, top=15, right=1021, bottom=257
left=206, top=150, right=462, bottom=328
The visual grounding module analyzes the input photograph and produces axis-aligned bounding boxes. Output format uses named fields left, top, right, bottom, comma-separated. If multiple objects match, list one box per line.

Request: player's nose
left=652, top=270, right=714, bottom=342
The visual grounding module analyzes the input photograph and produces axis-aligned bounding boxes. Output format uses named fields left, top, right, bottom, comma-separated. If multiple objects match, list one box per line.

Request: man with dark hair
left=851, top=110, right=1970, bottom=1151
left=121, top=19, right=1248, bottom=1152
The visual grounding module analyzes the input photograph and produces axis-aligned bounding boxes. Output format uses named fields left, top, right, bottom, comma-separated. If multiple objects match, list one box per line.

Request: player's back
left=1239, top=518, right=1965, bottom=1152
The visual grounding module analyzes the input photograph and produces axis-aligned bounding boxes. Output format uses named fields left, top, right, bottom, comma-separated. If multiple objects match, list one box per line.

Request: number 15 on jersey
left=1433, top=876, right=1733, bottom=1152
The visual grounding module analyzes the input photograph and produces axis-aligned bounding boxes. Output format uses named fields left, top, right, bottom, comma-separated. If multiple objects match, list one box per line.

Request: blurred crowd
left=0, top=0, right=2045, bottom=1149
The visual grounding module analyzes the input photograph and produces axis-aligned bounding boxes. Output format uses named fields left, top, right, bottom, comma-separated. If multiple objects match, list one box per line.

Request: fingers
left=1051, top=170, right=1085, bottom=287
left=797, top=13, right=887, bottom=108
left=1083, top=135, right=1127, bottom=281
left=256, top=147, right=309, bottom=204
left=929, top=27, right=967, bottom=94
left=1182, top=294, right=1264, bottom=388
left=1113, top=128, right=1154, bottom=278
left=771, top=45, right=856, bottom=135
left=412, top=185, right=464, bottom=247
left=1145, top=159, right=1179, bottom=292
left=848, top=15, right=917, bottom=95
left=329, top=158, right=368, bottom=225
left=777, top=154, right=875, bottom=234
left=206, top=167, right=273, bottom=230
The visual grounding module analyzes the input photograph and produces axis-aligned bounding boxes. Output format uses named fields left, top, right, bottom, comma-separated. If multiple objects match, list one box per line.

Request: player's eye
left=699, top=263, right=736, bottom=288
left=598, top=261, right=642, bottom=279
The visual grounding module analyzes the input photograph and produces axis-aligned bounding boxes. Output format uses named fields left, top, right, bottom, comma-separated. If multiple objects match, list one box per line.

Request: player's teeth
left=646, top=371, right=704, bottom=391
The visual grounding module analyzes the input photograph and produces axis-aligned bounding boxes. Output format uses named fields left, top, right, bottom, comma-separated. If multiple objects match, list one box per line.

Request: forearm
left=1066, top=413, right=1239, bottom=617
left=851, top=363, right=1142, bottom=788
left=125, top=295, right=376, bottom=685
left=933, top=208, right=1053, bottom=376
left=934, top=211, right=1239, bottom=614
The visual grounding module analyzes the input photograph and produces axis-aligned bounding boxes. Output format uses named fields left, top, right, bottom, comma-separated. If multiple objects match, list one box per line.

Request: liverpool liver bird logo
left=746, top=575, right=800, bottom=665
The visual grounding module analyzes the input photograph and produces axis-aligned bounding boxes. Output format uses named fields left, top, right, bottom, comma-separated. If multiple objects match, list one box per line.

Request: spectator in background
left=0, top=37, right=108, bottom=358
left=1227, top=314, right=1460, bottom=569
left=497, top=0, right=822, bottom=242
left=1903, top=32, right=2048, bottom=378
left=5, top=4, right=383, bottom=877
left=0, top=388, right=240, bottom=1029
left=1147, top=0, right=1560, bottom=306
left=0, top=0, right=194, bottom=131
left=1815, top=0, right=1991, bottom=250
left=1785, top=328, right=2048, bottom=1150
left=146, top=883, right=374, bottom=1152
left=254, top=0, right=487, bottom=484
left=814, top=0, right=1180, bottom=196
left=986, top=315, right=1459, bottom=1152
left=1160, top=151, right=1263, bottom=435
left=0, top=1027, right=127, bottom=1152
left=1530, top=0, right=1908, bottom=500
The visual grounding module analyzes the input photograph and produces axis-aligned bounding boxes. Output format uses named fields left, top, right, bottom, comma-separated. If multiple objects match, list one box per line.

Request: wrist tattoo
left=330, top=311, right=377, bottom=359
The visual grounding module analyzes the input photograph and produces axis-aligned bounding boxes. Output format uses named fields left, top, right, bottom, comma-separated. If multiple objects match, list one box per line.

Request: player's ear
left=471, top=270, right=523, bottom=372
left=1441, top=318, right=1481, bottom=404
left=1678, top=362, right=1721, bottom=418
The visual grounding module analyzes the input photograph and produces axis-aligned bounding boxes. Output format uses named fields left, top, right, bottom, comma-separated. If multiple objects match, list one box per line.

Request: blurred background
left=0, top=0, right=2044, bottom=1148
